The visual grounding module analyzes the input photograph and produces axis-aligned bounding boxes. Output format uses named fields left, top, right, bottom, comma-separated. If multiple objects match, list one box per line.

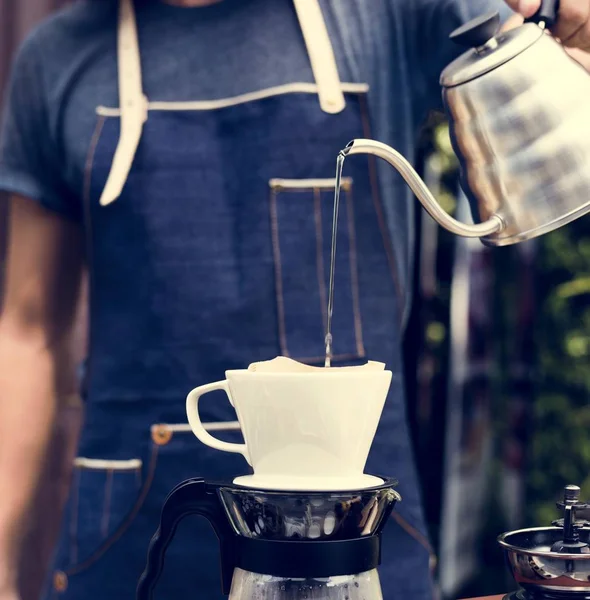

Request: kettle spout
left=343, top=139, right=504, bottom=239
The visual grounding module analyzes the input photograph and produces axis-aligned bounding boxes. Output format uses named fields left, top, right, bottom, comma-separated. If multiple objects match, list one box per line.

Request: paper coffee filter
left=248, top=356, right=385, bottom=373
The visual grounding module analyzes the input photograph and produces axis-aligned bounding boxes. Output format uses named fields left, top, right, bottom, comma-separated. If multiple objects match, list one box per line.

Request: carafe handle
left=136, top=479, right=237, bottom=599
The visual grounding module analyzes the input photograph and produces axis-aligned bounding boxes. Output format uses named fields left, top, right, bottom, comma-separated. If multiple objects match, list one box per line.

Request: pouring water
left=324, top=150, right=347, bottom=367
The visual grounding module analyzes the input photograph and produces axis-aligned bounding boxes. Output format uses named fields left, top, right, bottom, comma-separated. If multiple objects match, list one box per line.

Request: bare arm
left=0, top=196, right=84, bottom=593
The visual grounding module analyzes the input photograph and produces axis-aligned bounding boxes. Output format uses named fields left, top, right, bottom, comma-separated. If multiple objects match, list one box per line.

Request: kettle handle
left=343, top=139, right=504, bottom=239
left=525, top=0, right=560, bottom=28
left=136, top=479, right=237, bottom=599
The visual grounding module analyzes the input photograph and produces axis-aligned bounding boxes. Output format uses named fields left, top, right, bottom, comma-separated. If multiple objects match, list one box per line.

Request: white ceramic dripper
left=185, top=357, right=392, bottom=491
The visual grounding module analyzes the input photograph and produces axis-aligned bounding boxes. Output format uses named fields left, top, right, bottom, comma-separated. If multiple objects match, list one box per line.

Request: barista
left=0, top=1, right=589, bottom=599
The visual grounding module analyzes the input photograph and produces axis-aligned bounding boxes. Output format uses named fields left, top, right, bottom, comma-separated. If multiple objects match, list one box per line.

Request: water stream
left=324, top=150, right=347, bottom=368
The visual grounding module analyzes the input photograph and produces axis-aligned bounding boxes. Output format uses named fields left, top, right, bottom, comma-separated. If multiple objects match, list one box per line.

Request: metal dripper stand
left=550, top=485, right=590, bottom=555
left=136, top=478, right=401, bottom=600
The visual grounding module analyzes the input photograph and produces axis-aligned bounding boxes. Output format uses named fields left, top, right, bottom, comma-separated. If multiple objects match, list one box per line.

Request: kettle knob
left=450, top=11, right=501, bottom=48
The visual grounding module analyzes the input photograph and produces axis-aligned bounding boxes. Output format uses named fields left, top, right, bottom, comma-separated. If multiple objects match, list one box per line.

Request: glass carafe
left=136, top=478, right=400, bottom=600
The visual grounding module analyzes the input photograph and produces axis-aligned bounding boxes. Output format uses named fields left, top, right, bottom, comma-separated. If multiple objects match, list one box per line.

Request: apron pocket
left=68, top=457, right=142, bottom=567
left=51, top=423, right=250, bottom=597
left=269, top=178, right=365, bottom=363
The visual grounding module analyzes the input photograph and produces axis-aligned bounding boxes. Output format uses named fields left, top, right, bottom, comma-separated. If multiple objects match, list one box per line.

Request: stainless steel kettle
left=345, top=0, right=590, bottom=247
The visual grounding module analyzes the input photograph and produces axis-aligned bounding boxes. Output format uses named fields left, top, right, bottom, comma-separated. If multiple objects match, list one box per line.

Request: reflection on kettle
left=344, top=1, right=590, bottom=247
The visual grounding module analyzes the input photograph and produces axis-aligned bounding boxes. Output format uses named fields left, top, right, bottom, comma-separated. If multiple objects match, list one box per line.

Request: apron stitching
left=95, top=83, right=369, bottom=116
left=391, top=511, right=436, bottom=560
left=269, top=177, right=353, bottom=191
left=83, top=115, right=106, bottom=208
left=269, top=188, right=330, bottom=194
left=68, top=467, right=81, bottom=565
left=101, top=469, right=114, bottom=538
left=357, top=93, right=405, bottom=327
left=73, top=458, right=142, bottom=470
left=64, top=443, right=160, bottom=577
left=270, top=185, right=365, bottom=363
left=82, top=115, right=104, bottom=382
left=269, top=187, right=289, bottom=357
left=345, top=185, right=366, bottom=357
left=151, top=422, right=241, bottom=433
left=313, top=187, right=329, bottom=335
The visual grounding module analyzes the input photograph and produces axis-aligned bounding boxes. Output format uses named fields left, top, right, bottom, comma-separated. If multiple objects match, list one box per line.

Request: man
left=0, top=0, right=589, bottom=599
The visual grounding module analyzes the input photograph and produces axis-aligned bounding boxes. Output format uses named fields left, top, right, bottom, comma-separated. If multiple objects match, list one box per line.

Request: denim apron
left=44, top=1, right=434, bottom=598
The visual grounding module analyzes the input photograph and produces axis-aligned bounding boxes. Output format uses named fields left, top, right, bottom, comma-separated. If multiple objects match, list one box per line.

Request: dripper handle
left=525, top=0, right=560, bottom=28
left=136, top=479, right=237, bottom=599
left=186, top=381, right=251, bottom=465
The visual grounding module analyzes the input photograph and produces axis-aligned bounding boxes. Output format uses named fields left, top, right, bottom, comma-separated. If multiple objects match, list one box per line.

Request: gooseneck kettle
left=346, top=0, right=590, bottom=246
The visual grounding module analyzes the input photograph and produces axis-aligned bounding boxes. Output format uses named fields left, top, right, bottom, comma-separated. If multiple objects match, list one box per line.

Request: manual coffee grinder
left=498, top=484, right=590, bottom=600
left=136, top=358, right=402, bottom=599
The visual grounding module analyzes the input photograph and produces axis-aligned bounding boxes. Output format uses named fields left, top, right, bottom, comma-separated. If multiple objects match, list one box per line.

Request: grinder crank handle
left=136, top=479, right=237, bottom=599
left=525, top=0, right=560, bottom=29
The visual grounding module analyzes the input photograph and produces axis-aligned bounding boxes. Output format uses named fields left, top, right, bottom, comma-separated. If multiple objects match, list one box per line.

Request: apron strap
left=292, top=0, right=345, bottom=114
left=100, top=0, right=344, bottom=206
left=99, top=0, right=148, bottom=207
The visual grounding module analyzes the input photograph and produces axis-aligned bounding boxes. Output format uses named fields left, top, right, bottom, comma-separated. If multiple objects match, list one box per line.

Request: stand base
left=506, top=589, right=590, bottom=600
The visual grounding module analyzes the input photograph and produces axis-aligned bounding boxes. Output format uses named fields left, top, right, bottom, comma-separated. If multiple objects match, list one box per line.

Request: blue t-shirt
left=0, top=0, right=510, bottom=316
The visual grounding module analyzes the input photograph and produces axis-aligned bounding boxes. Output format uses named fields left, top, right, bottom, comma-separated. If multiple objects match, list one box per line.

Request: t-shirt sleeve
left=0, top=32, right=80, bottom=220
left=410, top=0, right=514, bottom=115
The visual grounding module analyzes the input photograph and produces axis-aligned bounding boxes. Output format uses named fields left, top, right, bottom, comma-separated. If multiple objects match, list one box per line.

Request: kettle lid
left=440, top=11, right=544, bottom=88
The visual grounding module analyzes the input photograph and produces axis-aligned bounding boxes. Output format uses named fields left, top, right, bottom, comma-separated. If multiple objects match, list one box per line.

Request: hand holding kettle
left=345, top=0, right=590, bottom=247
left=506, top=0, right=590, bottom=63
